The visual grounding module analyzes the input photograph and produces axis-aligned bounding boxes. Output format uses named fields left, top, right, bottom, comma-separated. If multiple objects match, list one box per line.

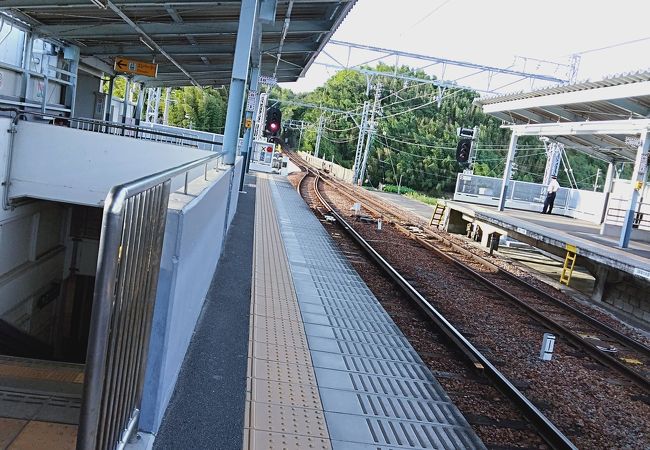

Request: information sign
left=114, top=57, right=158, bottom=77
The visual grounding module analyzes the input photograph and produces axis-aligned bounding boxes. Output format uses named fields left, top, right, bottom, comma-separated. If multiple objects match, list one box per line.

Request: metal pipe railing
left=77, top=153, right=221, bottom=450
left=69, top=117, right=221, bottom=149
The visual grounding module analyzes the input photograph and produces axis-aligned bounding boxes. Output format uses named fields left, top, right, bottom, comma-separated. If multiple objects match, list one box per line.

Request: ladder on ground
left=560, top=244, right=577, bottom=285
left=429, top=202, right=446, bottom=228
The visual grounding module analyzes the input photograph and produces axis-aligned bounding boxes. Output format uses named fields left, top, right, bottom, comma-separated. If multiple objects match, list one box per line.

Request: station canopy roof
left=0, top=0, right=356, bottom=87
left=474, top=71, right=650, bottom=163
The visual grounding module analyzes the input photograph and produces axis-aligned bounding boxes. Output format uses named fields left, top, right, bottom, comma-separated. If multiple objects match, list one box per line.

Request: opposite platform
left=244, top=174, right=485, bottom=450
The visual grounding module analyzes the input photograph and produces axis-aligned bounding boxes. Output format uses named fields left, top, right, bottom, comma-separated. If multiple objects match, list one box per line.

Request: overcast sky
left=281, top=0, right=650, bottom=94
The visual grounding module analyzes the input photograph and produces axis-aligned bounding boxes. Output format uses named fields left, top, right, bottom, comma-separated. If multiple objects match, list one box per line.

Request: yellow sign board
left=245, top=118, right=253, bottom=129
left=114, top=57, right=158, bottom=77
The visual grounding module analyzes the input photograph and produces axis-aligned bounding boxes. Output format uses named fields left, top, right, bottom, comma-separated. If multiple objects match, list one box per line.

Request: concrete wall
left=603, top=272, right=650, bottom=324
left=140, top=157, right=243, bottom=433
left=0, top=118, right=68, bottom=339
left=9, top=119, right=214, bottom=206
left=299, top=152, right=353, bottom=183
left=74, top=73, right=101, bottom=119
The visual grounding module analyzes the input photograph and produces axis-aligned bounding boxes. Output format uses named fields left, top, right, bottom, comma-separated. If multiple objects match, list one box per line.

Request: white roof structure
left=474, top=71, right=650, bottom=162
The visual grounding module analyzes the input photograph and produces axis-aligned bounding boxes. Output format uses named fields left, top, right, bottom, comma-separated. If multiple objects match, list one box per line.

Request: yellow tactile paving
left=243, top=175, right=332, bottom=450
left=248, top=430, right=330, bottom=450
left=7, top=421, right=77, bottom=450
left=0, top=359, right=84, bottom=384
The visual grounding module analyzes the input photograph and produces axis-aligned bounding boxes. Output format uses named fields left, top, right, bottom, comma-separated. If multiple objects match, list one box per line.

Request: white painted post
left=619, top=131, right=650, bottom=248
left=498, top=132, right=518, bottom=211
left=539, top=333, right=556, bottom=361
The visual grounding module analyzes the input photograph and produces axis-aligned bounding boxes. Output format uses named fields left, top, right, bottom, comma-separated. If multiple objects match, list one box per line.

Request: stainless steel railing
left=77, top=154, right=221, bottom=450
left=69, top=117, right=221, bottom=150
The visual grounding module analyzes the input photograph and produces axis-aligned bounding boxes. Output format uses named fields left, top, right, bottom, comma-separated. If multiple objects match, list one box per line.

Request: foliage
left=380, top=185, right=438, bottom=205
left=405, top=191, right=438, bottom=206
left=381, top=184, right=415, bottom=194
left=281, top=63, right=609, bottom=195
left=167, top=86, right=228, bottom=133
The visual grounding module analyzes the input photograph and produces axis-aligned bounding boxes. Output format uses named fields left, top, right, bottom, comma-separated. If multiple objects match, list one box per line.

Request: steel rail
left=311, top=164, right=650, bottom=394
left=301, top=167, right=577, bottom=450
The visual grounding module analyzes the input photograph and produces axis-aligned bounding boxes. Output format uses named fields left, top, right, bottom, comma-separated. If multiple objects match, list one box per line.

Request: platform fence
left=77, top=154, right=220, bottom=450
left=453, top=173, right=606, bottom=223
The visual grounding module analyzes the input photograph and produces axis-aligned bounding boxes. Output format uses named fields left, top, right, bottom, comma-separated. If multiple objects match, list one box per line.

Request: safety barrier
left=77, top=154, right=221, bottom=450
left=454, top=173, right=606, bottom=223
left=71, top=117, right=221, bottom=150
left=605, top=197, right=650, bottom=231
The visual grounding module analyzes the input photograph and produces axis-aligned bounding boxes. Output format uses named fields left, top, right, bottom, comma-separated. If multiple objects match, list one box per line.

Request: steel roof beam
left=0, top=0, right=342, bottom=6
left=329, top=40, right=570, bottom=84
left=36, top=20, right=331, bottom=38
left=79, top=42, right=313, bottom=57
left=104, top=1, right=201, bottom=87
left=607, top=98, right=650, bottom=117
left=0, top=1, right=234, bottom=7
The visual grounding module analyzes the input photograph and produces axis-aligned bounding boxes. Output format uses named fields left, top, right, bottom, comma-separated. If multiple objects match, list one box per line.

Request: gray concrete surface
left=153, top=175, right=256, bottom=450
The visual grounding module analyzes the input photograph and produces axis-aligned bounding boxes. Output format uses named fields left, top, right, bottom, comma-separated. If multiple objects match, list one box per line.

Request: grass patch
left=404, top=191, right=438, bottom=205
left=380, top=184, right=438, bottom=205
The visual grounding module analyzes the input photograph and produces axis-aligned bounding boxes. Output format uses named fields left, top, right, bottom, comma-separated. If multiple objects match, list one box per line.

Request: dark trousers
left=542, top=191, right=556, bottom=214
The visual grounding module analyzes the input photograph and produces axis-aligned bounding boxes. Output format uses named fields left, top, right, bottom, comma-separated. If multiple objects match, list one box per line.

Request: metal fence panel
left=78, top=181, right=170, bottom=450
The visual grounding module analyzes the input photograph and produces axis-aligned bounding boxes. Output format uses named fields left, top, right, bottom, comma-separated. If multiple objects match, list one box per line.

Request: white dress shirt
left=547, top=179, right=560, bottom=194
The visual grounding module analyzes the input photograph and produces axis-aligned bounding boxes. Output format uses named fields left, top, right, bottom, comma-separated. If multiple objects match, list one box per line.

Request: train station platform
left=153, top=174, right=485, bottom=450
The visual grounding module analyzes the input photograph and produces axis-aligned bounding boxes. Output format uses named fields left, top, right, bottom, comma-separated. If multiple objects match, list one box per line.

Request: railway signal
left=265, top=107, right=282, bottom=137
left=456, top=126, right=478, bottom=166
left=456, top=139, right=471, bottom=163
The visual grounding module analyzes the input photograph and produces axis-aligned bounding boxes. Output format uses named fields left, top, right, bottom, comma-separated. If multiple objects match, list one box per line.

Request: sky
left=280, top=0, right=650, bottom=94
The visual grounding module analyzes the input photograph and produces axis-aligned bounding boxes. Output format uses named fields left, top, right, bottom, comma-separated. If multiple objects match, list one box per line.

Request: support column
left=134, top=83, right=145, bottom=123
left=239, top=65, right=260, bottom=190
left=591, top=266, right=609, bottom=302
left=105, top=76, right=115, bottom=122
left=314, top=113, right=324, bottom=159
left=122, top=77, right=130, bottom=123
left=64, top=47, right=80, bottom=117
left=223, top=0, right=258, bottom=165
left=619, top=131, right=650, bottom=248
left=153, top=87, right=162, bottom=124
left=162, top=87, right=172, bottom=125
left=599, top=162, right=615, bottom=225
left=20, top=33, right=34, bottom=103
left=498, top=132, right=518, bottom=211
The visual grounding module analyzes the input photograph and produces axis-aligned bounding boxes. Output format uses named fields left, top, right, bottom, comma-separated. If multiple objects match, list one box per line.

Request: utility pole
left=162, top=87, right=171, bottom=125
left=358, top=82, right=382, bottom=186
left=314, top=113, right=325, bottom=158
left=352, top=101, right=370, bottom=183
left=297, top=121, right=304, bottom=150
left=593, top=167, right=601, bottom=192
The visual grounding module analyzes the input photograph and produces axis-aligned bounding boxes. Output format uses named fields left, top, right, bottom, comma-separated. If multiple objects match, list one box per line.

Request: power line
left=574, top=35, right=650, bottom=56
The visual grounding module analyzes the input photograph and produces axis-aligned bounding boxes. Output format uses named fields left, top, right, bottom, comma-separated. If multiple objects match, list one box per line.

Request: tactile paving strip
left=268, top=176, right=486, bottom=450
left=243, top=174, right=332, bottom=450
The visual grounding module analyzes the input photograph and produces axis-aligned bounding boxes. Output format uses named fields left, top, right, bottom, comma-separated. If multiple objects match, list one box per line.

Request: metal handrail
left=0, top=108, right=223, bottom=150
left=77, top=153, right=222, bottom=450
left=70, top=117, right=221, bottom=148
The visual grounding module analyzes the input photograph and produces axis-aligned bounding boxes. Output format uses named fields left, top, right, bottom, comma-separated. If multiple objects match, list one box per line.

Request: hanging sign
left=258, top=75, right=278, bottom=86
left=114, top=57, right=158, bottom=77
left=246, top=90, right=258, bottom=112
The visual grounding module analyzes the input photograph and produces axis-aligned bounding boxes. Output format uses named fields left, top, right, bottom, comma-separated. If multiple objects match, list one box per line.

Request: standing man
left=542, top=175, right=560, bottom=214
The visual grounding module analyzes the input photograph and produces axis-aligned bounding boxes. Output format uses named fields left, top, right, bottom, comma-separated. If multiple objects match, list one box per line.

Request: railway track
left=294, top=165, right=577, bottom=450
left=289, top=154, right=650, bottom=449
left=319, top=170, right=650, bottom=392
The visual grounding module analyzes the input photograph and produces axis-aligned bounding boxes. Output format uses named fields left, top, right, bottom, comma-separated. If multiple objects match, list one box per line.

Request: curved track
left=308, top=163, right=650, bottom=394
left=295, top=164, right=577, bottom=450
